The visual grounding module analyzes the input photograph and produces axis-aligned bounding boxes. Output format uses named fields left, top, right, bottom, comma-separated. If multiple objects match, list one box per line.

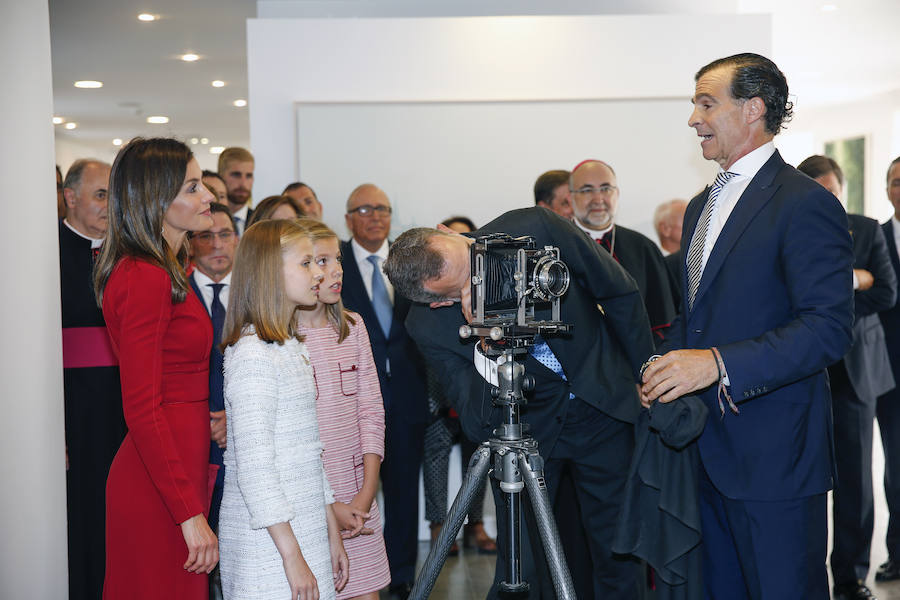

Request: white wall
left=783, top=88, right=900, bottom=221
left=247, top=14, right=772, bottom=239
left=0, top=3, right=69, bottom=598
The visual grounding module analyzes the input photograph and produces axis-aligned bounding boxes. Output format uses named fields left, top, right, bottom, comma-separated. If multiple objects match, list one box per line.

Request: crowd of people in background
left=56, top=51, right=900, bottom=600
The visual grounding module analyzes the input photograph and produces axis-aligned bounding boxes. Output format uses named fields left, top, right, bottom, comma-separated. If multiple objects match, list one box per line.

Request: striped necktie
left=686, top=171, right=736, bottom=310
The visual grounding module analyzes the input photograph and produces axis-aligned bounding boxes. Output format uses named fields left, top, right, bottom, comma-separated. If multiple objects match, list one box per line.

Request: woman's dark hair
left=246, top=195, right=306, bottom=228
left=440, top=216, right=477, bottom=232
left=696, top=53, right=793, bottom=135
left=797, top=155, right=843, bottom=185
left=93, top=137, right=194, bottom=305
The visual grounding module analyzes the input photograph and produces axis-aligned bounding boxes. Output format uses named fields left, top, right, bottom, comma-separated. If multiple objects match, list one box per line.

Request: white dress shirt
left=63, top=219, right=103, bottom=249
left=232, top=204, right=250, bottom=235
left=892, top=216, right=900, bottom=259
left=192, top=269, right=231, bottom=316
left=350, top=238, right=394, bottom=304
left=699, top=141, right=777, bottom=273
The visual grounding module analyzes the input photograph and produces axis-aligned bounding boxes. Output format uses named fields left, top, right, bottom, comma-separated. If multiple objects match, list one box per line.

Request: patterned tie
left=367, top=255, right=393, bottom=337
left=209, top=283, right=226, bottom=406
left=686, top=171, right=736, bottom=310
left=529, top=336, right=575, bottom=399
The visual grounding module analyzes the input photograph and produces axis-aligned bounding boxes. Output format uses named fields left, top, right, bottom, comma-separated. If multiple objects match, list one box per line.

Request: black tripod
left=410, top=332, right=576, bottom=600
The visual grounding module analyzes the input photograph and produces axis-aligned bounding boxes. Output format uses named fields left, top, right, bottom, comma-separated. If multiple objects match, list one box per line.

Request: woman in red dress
left=94, top=137, right=219, bottom=599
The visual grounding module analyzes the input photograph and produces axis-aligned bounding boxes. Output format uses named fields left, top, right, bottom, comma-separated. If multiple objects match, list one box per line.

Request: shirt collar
left=722, top=140, right=776, bottom=180
left=63, top=218, right=104, bottom=248
left=192, top=269, right=231, bottom=288
left=572, top=217, right=613, bottom=241
left=892, top=215, right=900, bottom=232
left=351, top=237, right=389, bottom=263
left=233, top=204, right=249, bottom=221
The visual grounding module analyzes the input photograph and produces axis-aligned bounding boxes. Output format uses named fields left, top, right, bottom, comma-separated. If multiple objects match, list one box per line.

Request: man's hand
left=640, top=349, right=719, bottom=406
left=854, top=268, right=874, bottom=291
left=210, top=411, right=226, bottom=449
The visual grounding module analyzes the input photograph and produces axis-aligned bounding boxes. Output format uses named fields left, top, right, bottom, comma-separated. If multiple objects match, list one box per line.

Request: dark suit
left=405, top=208, right=656, bottom=599
left=665, top=150, right=854, bottom=597
left=664, top=249, right=683, bottom=311
left=830, top=214, right=896, bottom=584
left=340, top=240, right=428, bottom=586
left=878, top=218, right=900, bottom=562
left=188, top=273, right=226, bottom=531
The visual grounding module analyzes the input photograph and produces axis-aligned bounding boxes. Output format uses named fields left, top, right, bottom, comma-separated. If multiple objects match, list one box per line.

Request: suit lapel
left=692, top=151, right=786, bottom=311
left=885, top=220, right=900, bottom=276
left=188, top=273, right=210, bottom=314
left=340, top=240, right=386, bottom=343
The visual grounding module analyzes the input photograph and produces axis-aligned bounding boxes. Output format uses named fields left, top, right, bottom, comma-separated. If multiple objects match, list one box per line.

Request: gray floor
left=381, top=419, right=900, bottom=599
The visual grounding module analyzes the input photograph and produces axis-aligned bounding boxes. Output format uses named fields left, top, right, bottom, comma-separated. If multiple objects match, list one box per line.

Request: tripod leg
left=518, top=450, right=577, bottom=600
left=410, top=444, right=492, bottom=600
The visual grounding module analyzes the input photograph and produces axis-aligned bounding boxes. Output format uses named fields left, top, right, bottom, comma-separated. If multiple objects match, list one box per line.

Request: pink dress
left=301, top=312, right=391, bottom=598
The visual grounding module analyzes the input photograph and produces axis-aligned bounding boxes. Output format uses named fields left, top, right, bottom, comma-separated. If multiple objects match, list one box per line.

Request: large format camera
left=460, top=233, right=571, bottom=353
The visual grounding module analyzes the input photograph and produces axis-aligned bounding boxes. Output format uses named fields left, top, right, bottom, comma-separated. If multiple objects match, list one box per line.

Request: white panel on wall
left=297, top=99, right=717, bottom=240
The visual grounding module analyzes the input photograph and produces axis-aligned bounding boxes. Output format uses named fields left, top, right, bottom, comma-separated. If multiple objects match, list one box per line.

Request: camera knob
left=523, top=375, right=534, bottom=392
left=489, top=327, right=504, bottom=341
left=459, top=325, right=473, bottom=339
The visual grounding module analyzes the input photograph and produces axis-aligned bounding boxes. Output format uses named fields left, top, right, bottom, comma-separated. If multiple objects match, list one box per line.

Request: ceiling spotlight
left=112, top=138, right=123, bottom=146
left=233, top=99, right=247, bottom=107
left=210, top=147, right=225, bottom=155
left=146, top=116, right=169, bottom=124
left=821, top=3, right=838, bottom=10
left=52, top=116, right=64, bottom=124
left=137, top=13, right=156, bottom=22
left=211, top=80, right=225, bottom=88
left=74, top=80, right=103, bottom=88
left=65, top=122, right=77, bottom=130
left=190, top=137, right=199, bottom=144
left=181, top=53, right=200, bottom=62
left=200, top=137, right=209, bottom=144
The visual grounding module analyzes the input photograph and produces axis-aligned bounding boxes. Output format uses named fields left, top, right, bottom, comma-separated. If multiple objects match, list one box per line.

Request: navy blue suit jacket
left=340, top=240, right=428, bottom=424
left=665, top=150, right=854, bottom=501
left=880, top=219, right=900, bottom=383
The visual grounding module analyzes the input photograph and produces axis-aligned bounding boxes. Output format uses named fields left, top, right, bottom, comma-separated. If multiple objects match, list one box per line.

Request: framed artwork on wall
left=825, top=136, right=866, bottom=214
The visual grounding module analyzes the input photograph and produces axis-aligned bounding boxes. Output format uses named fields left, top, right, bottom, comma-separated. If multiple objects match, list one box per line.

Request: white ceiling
left=49, top=0, right=900, bottom=165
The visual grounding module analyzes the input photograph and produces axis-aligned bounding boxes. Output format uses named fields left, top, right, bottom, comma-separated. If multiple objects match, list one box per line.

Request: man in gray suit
left=798, top=155, right=897, bottom=599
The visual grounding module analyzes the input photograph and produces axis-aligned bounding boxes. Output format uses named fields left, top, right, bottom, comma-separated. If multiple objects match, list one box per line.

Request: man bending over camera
left=384, top=206, right=655, bottom=600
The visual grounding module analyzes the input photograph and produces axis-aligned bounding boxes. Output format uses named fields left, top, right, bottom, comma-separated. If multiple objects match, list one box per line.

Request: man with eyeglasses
left=60, top=158, right=127, bottom=600
left=570, top=160, right=677, bottom=344
left=340, top=184, right=428, bottom=600
left=188, top=201, right=239, bottom=600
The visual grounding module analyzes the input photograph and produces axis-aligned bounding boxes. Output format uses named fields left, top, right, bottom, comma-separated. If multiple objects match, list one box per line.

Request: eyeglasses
left=348, top=205, right=392, bottom=217
left=571, top=184, right=618, bottom=198
left=193, top=230, right=236, bottom=244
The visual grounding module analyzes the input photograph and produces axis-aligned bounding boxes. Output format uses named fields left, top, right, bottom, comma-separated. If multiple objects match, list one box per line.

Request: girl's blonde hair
left=221, top=219, right=313, bottom=348
left=294, top=217, right=356, bottom=343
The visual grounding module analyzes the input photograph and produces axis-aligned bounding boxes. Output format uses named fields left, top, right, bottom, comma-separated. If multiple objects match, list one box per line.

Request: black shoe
left=389, top=582, right=413, bottom=600
left=876, top=559, right=900, bottom=582
left=833, top=580, right=877, bottom=600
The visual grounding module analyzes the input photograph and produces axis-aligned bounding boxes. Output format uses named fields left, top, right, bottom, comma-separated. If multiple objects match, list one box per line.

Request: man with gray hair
left=59, top=159, right=127, bottom=600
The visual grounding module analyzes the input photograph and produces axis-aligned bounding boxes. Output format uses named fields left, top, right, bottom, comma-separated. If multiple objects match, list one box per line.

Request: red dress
left=102, top=258, right=213, bottom=599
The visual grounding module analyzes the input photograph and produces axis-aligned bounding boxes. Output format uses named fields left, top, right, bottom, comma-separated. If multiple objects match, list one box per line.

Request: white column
left=0, top=2, right=69, bottom=598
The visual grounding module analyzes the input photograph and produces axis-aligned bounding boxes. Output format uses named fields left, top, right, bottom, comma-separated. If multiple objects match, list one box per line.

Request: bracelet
left=640, top=354, right=662, bottom=379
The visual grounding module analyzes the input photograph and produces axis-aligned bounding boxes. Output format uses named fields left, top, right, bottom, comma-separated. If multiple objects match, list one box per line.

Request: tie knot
left=714, top=171, right=737, bottom=189
left=367, top=255, right=381, bottom=267
left=210, top=283, right=224, bottom=300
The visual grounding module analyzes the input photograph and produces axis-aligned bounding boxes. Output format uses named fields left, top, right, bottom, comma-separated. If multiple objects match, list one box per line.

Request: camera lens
left=532, top=256, right=570, bottom=300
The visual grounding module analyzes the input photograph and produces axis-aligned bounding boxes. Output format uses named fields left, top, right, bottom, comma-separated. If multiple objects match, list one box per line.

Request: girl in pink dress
left=295, top=218, right=391, bottom=600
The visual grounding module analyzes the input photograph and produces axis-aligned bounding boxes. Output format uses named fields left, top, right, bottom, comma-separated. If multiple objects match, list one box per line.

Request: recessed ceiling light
left=74, top=80, right=103, bottom=88
left=233, top=99, right=247, bottom=107
left=65, top=122, right=77, bottom=130
left=112, top=138, right=123, bottom=146
left=137, top=13, right=156, bottom=22
left=821, top=4, right=838, bottom=10
left=190, top=137, right=199, bottom=144
left=181, top=53, right=200, bottom=62
left=200, top=137, right=209, bottom=144
left=211, top=80, right=225, bottom=88
left=146, top=116, right=169, bottom=124
left=52, top=116, right=64, bottom=124
left=210, top=147, right=225, bottom=155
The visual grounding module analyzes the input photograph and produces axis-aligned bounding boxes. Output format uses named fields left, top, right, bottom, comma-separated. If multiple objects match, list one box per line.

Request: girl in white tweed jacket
left=219, top=219, right=349, bottom=600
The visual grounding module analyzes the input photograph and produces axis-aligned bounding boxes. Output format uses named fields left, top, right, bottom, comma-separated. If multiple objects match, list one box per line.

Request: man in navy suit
left=188, top=202, right=238, bottom=599
left=798, top=155, right=896, bottom=599
left=641, top=53, right=854, bottom=598
left=339, top=184, right=428, bottom=600
left=877, top=156, right=900, bottom=584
